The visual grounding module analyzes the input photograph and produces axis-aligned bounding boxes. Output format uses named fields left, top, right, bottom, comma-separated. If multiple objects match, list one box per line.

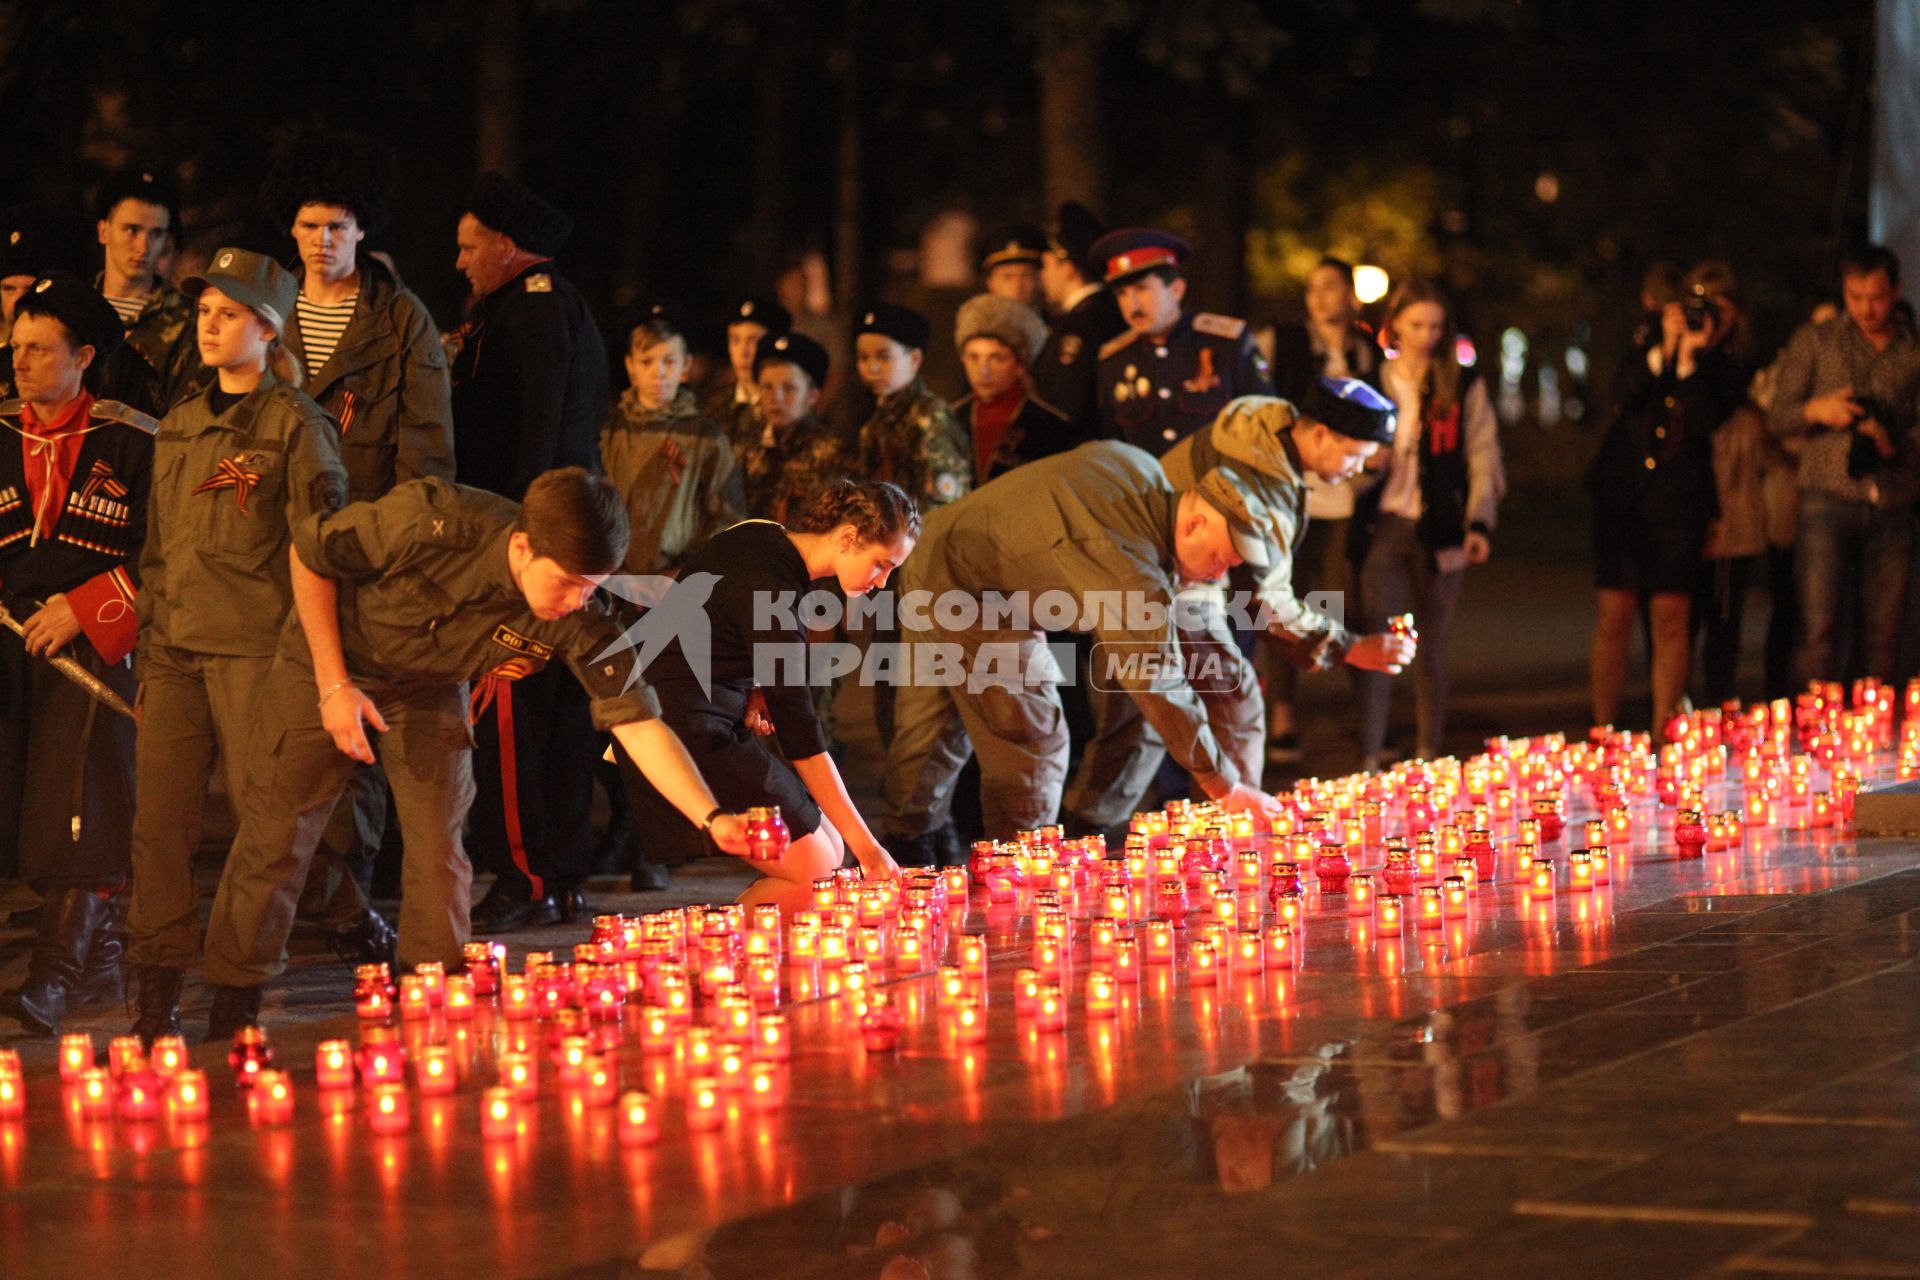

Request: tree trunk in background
left=747, top=38, right=793, bottom=286
left=615, top=44, right=681, bottom=307
left=476, top=0, right=520, bottom=175
left=1037, top=0, right=1105, bottom=216
left=1194, top=129, right=1249, bottom=316
left=833, top=0, right=864, bottom=333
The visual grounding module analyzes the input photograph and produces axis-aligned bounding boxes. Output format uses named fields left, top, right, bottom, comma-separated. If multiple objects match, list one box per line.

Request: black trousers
left=467, top=663, right=600, bottom=901
left=0, top=629, right=135, bottom=889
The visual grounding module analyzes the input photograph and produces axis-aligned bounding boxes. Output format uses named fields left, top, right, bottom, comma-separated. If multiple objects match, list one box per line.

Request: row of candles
left=2, top=681, right=1890, bottom=1150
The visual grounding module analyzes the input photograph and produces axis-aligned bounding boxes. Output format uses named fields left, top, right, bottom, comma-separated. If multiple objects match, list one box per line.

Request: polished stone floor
left=3, top=775, right=1919, bottom=1279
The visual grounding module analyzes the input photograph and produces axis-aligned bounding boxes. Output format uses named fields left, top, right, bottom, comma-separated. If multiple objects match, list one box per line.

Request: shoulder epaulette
left=524, top=273, right=553, bottom=294
left=1098, top=330, right=1140, bottom=361
left=0, top=398, right=20, bottom=419
left=89, top=399, right=159, bottom=435
left=1191, top=312, right=1248, bottom=340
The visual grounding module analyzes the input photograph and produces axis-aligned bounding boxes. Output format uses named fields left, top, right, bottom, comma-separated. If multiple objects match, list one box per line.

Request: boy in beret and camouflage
left=706, top=296, right=791, bottom=454
left=854, top=302, right=969, bottom=509
left=198, top=468, right=752, bottom=1036
left=125, top=247, right=357, bottom=1044
left=740, top=331, right=850, bottom=523
left=0, top=274, right=154, bottom=1033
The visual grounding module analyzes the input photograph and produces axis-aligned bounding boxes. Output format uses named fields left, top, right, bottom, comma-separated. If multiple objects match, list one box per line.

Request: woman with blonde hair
left=1350, top=279, right=1505, bottom=769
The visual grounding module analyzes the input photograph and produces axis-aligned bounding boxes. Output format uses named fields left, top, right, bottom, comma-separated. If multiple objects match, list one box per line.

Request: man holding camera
left=1768, top=244, right=1920, bottom=686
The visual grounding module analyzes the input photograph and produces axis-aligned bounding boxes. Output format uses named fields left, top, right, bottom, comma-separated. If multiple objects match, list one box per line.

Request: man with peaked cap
left=854, top=302, right=969, bottom=510
left=448, top=171, right=613, bottom=933
left=980, top=226, right=1048, bottom=309
left=91, top=170, right=210, bottom=417
left=264, top=127, right=456, bottom=952
left=1033, top=201, right=1127, bottom=446
left=1062, top=381, right=1417, bottom=834
left=1092, top=227, right=1274, bottom=454
left=0, top=274, right=154, bottom=1033
left=882, top=440, right=1286, bottom=859
left=706, top=296, right=792, bottom=454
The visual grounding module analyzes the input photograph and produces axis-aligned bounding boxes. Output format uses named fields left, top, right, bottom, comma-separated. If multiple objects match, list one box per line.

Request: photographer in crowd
left=1588, top=261, right=1748, bottom=734
left=1766, top=245, right=1920, bottom=687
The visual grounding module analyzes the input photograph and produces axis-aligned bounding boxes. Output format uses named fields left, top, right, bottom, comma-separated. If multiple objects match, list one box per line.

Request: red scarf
left=972, top=391, right=1023, bottom=483
left=17, top=392, right=94, bottom=544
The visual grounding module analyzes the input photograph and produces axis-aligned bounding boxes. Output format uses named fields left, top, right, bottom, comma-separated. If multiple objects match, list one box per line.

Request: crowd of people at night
left=0, top=126, right=1911, bottom=1044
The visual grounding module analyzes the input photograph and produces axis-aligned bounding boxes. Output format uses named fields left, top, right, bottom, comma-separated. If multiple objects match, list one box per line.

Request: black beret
left=855, top=302, right=930, bottom=350
left=1048, top=201, right=1108, bottom=279
left=981, top=225, right=1047, bottom=271
left=13, top=272, right=125, bottom=361
left=1301, top=375, right=1397, bottom=445
left=465, top=171, right=572, bottom=256
left=628, top=302, right=688, bottom=344
left=728, top=296, right=791, bottom=334
left=753, top=331, right=829, bottom=387
left=263, top=127, right=396, bottom=235
left=0, top=217, right=46, bottom=282
left=96, top=169, right=181, bottom=235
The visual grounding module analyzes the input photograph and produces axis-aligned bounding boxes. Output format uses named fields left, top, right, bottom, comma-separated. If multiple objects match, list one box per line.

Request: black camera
left=1682, top=283, right=1715, bottom=333
left=1847, top=394, right=1896, bottom=479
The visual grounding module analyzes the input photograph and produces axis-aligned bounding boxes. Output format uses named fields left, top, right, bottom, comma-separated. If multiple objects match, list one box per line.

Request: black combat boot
left=0, top=886, right=111, bottom=1035
left=205, top=984, right=263, bottom=1043
left=72, top=894, right=127, bottom=1007
left=129, top=964, right=186, bottom=1048
left=327, top=907, right=398, bottom=969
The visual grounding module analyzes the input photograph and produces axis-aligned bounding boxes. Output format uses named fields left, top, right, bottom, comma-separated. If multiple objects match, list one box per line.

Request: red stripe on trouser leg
left=494, top=682, right=543, bottom=901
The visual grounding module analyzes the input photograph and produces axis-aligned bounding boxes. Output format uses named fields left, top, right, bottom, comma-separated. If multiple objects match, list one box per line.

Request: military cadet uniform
left=448, top=174, right=612, bottom=929
left=1062, top=388, right=1389, bottom=831
left=1031, top=201, right=1128, bottom=446
left=602, top=385, right=744, bottom=576
left=286, top=251, right=457, bottom=938
left=0, top=275, right=152, bottom=1034
left=93, top=273, right=209, bottom=418
left=740, top=332, right=850, bottom=523
left=200, top=477, right=660, bottom=1000
left=855, top=305, right=969, bottom=509
left=883, top=440, right=1273, bottom=842
left=705, top=297, right=792, bottom=455
left=124, top=250, right=350, bottom=1041
left=1089, top=228, right=1274, bottom=455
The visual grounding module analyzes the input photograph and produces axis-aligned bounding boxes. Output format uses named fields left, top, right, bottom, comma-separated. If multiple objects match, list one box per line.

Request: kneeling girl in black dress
left=638, top=479, right=918, bottom=912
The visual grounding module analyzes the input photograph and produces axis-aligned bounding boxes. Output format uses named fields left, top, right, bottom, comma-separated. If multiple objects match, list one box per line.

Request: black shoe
left=130, top=964, right=185, bottom=1048
left=591, top=814, right=636, bottom=877
left=72, top=894, right=127, bottom=1007
left=0, top=886, right=110, bottom=1035
left=556, top=887, right=589, bottom=923
left=205, top=984, right=263, bottom=1043
left=629, top=862, right=670, bottom=893
left=327, top=908, right=398, bottom=968
left=469, top=888, right=560, bottom=934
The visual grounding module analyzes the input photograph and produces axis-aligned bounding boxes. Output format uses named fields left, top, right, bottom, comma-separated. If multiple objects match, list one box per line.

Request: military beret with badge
left=855, top=302, right=931, bottom=351
left=14, top=271, right=126, bottom=360
left=752, top=331, right=830, bottom=387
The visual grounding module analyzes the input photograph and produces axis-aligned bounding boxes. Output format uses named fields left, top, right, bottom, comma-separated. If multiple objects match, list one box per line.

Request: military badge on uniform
left=524, top=274, right=552, bottom=293
left=191, top=454, right=265, bottom=513
left=661, top=437, right=688, bottom=485
left=491, top=625, right=556, bottom=661
left=1183, top=349, right=1220, bottom=394
left=1058, top=334, right=1083, bottom=364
